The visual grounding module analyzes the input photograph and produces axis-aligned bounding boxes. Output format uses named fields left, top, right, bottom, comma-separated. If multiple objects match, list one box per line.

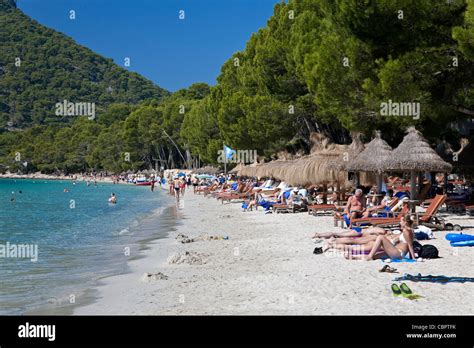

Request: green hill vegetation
left=0, top=0, right=473, bottom=174
left=0, top=0, right=168, bottom=128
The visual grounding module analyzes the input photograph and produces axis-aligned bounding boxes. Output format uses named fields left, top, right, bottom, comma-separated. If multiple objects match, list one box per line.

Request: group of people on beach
left=190, top=174, right=441, bottom=262
left=313, top=214, right=416, bottom=261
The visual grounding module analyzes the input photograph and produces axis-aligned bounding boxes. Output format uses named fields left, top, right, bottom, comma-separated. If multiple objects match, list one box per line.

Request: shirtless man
left=345, top=188, right=365, bottom=220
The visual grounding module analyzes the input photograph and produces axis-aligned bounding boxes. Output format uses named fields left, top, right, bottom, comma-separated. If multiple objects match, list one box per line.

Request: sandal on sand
left=313, top=247, right=323, bottom=255
left=400, top=283, right=413, bottom=296
left=391, top=284, right=402, bottom=296
left=379, top=265, right=398, bottom=273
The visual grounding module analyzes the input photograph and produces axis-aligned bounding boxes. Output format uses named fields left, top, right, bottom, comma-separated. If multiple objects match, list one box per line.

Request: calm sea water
left=0, top=179, right=171, bottom=315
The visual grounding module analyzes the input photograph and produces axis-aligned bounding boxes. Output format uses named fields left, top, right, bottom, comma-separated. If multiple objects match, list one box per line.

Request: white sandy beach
left=76, top=190, right=474, bottom=315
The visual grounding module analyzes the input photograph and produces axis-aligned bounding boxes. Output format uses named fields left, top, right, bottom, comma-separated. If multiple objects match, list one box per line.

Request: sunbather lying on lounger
left=312, top=225, right=387, bottom=239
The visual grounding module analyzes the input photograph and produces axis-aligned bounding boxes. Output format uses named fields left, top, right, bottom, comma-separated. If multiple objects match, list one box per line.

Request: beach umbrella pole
left=376, top=173, right=382, bottom=192
left=410, top=170, right=417, bottom=212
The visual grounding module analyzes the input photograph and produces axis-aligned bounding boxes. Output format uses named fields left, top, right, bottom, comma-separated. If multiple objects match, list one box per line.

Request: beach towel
left=414, top=231, right=429, bottom=240
left=381, top=256, right=417, bottom=263
left=394, top=273, right=474, bottom=283
left=259, top=201, right=275, bottom=210
left=414, top=225, right=434, bottom=239
left=343, top=214, right=351, bottom=227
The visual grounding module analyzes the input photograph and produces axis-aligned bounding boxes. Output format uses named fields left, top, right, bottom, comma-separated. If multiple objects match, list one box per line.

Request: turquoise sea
left=0, top=179, right=172, bottom=315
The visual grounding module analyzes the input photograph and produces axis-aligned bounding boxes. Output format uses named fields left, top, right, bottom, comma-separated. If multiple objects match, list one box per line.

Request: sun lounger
left=272, top=203, right=306, bottom=213
left=414, top=195, right=450, bottom=230
left=350, top=205, right=410, bottom=228
left=308, top=204, right=339, bottom=216
left=272, top=204, right=296, bottom=213
left=466, top=205, right=474, bottom=216
left=334, top=196, right=402, bottom=228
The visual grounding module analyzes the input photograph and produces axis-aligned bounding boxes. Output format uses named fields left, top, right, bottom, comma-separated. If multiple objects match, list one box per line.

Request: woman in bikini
left=347, top=214, right=416, bottom=261
left=173, top=177, right=181, bottom=200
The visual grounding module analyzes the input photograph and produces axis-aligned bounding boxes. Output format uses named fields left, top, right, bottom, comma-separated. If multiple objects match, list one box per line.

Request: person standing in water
left=109, top=193, right=117, bottom=204
left=151, top=179, right=155, bottom=192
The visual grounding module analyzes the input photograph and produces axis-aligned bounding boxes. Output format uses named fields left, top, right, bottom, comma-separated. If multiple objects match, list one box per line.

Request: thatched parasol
left=387, top=127, right=452, bottom=204
left=274, top=153, right=349, bottom=186
left=239, top=161, right=263, bottom=177
left=193, top=166, right=220, bottom=175
left=229, top=162, right=245, bottom=174
left=326, top=132, right=365, bottom=171
left=346, top=130, right=393, bottom=192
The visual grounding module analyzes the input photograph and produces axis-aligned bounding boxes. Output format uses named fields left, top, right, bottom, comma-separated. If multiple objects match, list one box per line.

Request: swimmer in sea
left=109, top=193, right=117, bottom=204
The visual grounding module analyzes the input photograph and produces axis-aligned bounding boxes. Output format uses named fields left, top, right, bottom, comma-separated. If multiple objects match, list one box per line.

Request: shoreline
left=0, top=178, right=173, bottom=315
left=0, top=174, right=144, bottom=186
left=25, top=187, right=177, bottom=316
left=0, top=173, right=116, bottom=183
left=75, top=188, right=474, bottom=315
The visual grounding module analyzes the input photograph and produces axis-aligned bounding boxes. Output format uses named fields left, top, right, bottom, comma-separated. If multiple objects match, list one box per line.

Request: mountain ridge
left=0, top=1, right=169, bottom=129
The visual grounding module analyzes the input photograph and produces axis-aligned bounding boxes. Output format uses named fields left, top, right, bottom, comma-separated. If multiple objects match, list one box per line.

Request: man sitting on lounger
left=347, top=188, right=365, bottom=218
left=333, top=188, right=365, bottom=227
left=361, top=189, right=394, bottom=218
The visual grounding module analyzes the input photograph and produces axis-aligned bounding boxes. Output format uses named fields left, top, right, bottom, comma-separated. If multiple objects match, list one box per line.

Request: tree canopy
left=1, top=0, right=473, bottom=173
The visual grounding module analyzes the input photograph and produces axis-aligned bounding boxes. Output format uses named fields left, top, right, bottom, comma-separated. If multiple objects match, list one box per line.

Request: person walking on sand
left=192, top=175, right=199, bottom=194
left=173, top=177, right=181, bottom=201
left=179, top=177, right=186, bottom=196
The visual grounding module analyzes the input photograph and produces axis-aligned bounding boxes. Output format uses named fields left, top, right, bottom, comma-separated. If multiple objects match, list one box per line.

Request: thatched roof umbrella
left=239, top=161, right=263, bottom=178
left=386, top=127, right=452, bottom=207
left=275, top=153, right=348, bottom=186
left=346, top=130, right=393, bottom=192
left=327, top=132, right=365, bottom=171
left=193, top=166, right=220, bottom=175
left=229, top=162, right=245, bottom=174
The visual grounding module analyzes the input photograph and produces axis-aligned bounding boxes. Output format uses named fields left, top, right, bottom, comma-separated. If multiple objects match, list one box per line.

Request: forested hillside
left=0, top=0, right=473, bottom=174
left=0, top=0, right=168, bottom=128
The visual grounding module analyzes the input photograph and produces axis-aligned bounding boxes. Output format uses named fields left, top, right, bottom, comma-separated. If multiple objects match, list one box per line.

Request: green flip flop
left=391, top=283, right=402, bottom=296
left=400, top=283, right=413, bottom=297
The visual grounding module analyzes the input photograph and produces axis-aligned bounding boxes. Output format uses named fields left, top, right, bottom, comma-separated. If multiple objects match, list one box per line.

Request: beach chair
left=219, top=184, right=254, bottom=203
left=308, top=204, right=339, bottom=216
left=215, top=183, right=245, bottom=201
left=446, top=199, right=474, bottom=214
left=414, top=195, right=458, bottom=231
left=272, top=202, right=306, bottom=213
left=466, top=205, right=474, bottom=216
left=355, top=195, right=447, bottom=229
left=272, top=203, right=296, bottom=213
left=334, top=196, right=401, bottom=228
left=350, top=204, right=410, bottom=228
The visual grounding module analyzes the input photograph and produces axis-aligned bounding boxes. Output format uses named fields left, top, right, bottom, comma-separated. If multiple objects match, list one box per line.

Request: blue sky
left=18, top=0, right=282, bottom=92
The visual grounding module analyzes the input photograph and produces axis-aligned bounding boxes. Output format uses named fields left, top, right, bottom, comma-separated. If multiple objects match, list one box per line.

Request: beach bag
left=419, top=244, right=439, bottom=259
left=413, top=241, right=423, bottom=256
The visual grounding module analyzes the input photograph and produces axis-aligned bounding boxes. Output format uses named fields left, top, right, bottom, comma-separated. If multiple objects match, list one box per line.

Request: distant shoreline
left=0, top=173, right=115, bottom=184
